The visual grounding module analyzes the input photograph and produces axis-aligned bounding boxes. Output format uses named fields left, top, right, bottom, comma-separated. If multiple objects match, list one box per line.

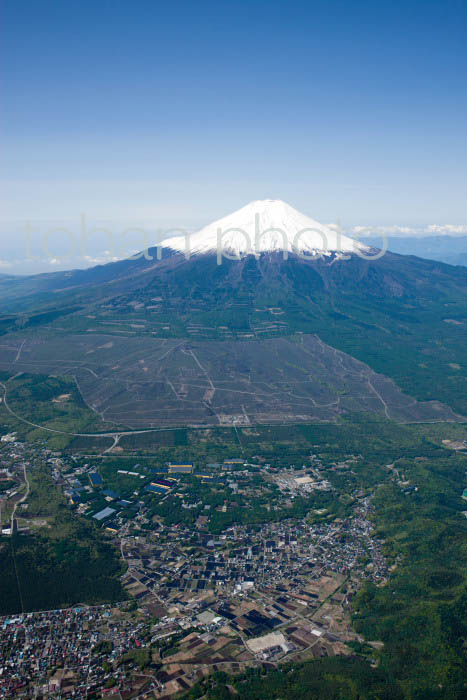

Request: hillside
left=0, top=200, right=466, bottom=420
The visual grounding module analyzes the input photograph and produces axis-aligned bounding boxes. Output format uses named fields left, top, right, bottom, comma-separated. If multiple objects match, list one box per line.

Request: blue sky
left=1, top=0, right=467, bottom=270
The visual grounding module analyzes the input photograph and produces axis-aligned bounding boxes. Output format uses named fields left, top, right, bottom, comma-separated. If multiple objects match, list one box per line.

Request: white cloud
left=351, top=225, right=417, bottom=235
left=426, top=224, right=467, bottom=235
left=84, top=253, right=119, bottom=264
left=350, top=224, right=467, bottom=238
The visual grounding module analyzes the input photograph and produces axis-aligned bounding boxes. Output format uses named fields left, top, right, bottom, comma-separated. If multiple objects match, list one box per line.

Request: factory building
left=168, top=463, right=194, bottom=474
left=88, top=472, right=103, bottom=487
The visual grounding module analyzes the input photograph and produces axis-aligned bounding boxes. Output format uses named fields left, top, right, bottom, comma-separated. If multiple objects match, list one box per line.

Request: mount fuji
left=0, top=199, right=466, bottom=425
left=163, top=199, right=368, bottom=258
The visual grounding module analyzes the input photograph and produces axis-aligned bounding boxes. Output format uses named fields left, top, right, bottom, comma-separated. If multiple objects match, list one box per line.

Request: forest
left=0, top=463, right=126, bottom=614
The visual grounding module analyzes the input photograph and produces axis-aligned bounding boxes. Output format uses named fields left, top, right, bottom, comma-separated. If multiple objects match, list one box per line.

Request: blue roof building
left=89, top=472, right=103, bottom=487
left=145, top=484, right=169, bottom=495
left=92, top=506, right=116, bottom=521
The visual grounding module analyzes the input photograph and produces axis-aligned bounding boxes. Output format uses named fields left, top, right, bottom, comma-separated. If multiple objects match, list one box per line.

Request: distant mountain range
left=0, top=200, right=466, bottom=425
left=361, top=235, right=467, bottom=267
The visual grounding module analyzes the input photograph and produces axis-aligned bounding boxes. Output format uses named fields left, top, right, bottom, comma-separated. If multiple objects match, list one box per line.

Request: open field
left=0, top=332, right=461, bottom=430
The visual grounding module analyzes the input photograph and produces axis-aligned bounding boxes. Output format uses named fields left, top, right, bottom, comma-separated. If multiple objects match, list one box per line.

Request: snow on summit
left=163, top=199, right=367, bottom=257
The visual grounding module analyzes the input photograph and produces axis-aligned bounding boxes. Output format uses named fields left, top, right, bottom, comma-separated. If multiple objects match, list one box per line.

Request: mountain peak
left=163, top=199, right=367, bottom=257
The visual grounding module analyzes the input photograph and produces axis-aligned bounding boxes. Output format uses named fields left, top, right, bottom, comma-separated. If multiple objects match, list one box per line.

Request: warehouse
left=169, top=463, right=194, bottom=474
left=92, top=506, right=116, bottom=522
left=88, top=472, right=103, bottom=487
left=145, top=477, right=174, bottom=495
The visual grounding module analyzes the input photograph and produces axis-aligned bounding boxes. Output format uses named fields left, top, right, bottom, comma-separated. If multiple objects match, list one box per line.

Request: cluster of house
left=0, top=431, right=394, bottom=698
left=120, top=491, right=388, bottom=610
left=0, top=605, right=149, bottom=699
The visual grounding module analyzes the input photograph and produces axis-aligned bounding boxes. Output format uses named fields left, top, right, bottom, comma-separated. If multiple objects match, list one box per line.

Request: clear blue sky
left=1, top=0, right=467, bottom=268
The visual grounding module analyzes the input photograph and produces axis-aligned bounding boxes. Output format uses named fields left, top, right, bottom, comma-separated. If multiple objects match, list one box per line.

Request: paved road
left=0, top=380, right=182, bottom=439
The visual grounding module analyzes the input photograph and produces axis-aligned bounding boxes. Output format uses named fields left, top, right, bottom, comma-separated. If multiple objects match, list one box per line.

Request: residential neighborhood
left=0, top=431, right=392, bottom=698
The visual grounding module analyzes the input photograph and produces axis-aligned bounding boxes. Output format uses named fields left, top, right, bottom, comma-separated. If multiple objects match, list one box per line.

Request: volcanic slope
left=0, top=333, right=460, bottom=428
left=0, top=200, right=466, bottom=420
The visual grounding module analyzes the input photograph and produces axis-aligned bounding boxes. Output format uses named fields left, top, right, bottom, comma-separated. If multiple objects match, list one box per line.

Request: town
left=0, top=432, right=390, bottom=699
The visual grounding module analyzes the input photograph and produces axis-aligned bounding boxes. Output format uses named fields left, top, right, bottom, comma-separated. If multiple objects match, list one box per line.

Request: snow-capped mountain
left=1, top=197, right=466, bottom=422
left=163, top=199, right=368, bottom=257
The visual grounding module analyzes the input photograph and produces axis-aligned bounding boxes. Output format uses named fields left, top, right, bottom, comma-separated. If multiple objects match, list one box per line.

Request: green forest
left=0, top=464, right=126, bottom=614
left=183, top=659, right=403, bottom=700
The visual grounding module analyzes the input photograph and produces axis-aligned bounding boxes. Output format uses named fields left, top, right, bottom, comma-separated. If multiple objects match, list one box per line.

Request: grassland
left=0, top=371, right=120, bottom=450
left=0, top=332, right=461, bottom=430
